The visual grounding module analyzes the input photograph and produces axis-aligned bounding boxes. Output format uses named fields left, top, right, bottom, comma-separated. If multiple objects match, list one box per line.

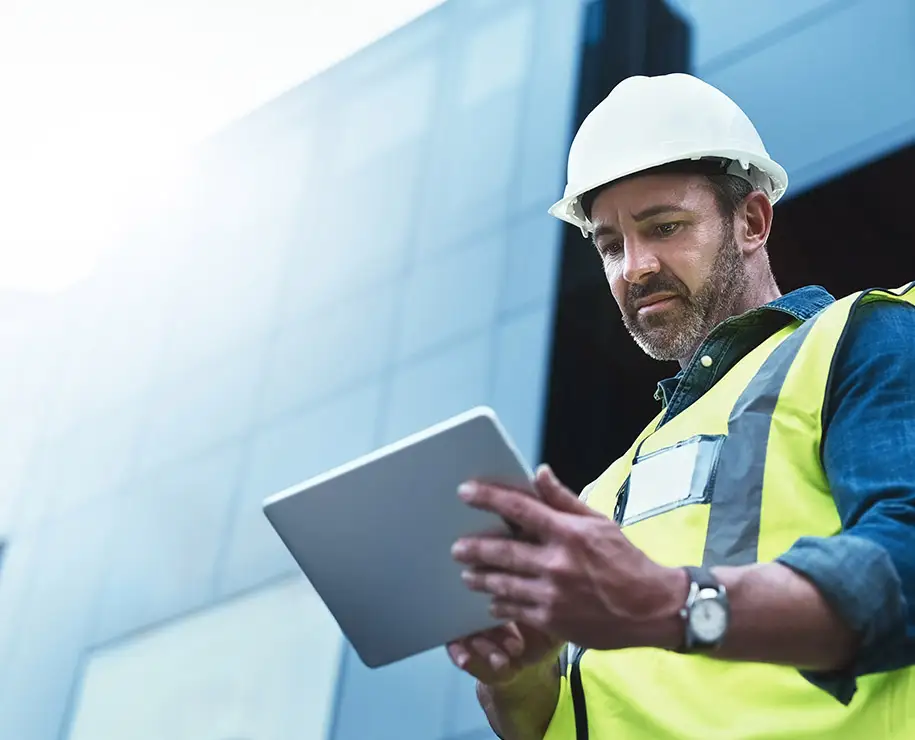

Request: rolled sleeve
left=776, top=535, right=906, bottom=704
left=778, top=299, right=915, bottom=703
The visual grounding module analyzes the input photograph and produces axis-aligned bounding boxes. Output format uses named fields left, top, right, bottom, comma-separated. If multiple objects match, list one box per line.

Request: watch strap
left=684, top=565, right=719, bottom=592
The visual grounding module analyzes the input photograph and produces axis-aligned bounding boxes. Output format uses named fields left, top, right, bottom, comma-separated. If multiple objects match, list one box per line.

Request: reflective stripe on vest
left=702, top=312, right=819, bottom=566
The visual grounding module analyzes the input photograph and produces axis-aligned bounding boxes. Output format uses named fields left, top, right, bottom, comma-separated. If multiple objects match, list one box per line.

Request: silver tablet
left=262, top=406, right=535, bottom=668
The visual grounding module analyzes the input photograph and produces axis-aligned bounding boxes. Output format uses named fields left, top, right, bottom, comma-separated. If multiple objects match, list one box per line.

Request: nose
left=621, top=237, right=661, bottom=285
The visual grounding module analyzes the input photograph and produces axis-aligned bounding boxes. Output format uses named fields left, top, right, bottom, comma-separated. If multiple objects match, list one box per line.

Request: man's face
left=589, top=173, right=748, bottom=363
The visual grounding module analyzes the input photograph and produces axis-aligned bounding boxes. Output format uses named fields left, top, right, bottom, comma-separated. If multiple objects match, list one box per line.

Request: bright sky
left=0, top=0, right=444, bottom=293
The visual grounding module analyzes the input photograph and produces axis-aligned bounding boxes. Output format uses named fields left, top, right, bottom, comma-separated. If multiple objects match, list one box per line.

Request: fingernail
left=458, top=483, right=476, bottom=499
left=457, top=653, right=469, bottom=668
left=451, top=540, right=467, bottom=558
left=490, top=654, right=508, bottom=671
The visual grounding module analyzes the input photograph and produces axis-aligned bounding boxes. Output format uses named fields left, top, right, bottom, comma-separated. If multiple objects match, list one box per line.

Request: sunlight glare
left=0, top=0, right=445, bottom=294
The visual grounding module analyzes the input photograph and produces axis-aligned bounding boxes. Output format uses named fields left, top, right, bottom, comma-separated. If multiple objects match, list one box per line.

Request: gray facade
left=1, top=0, right=913, bottom=738
left=675, top=0, right=915, bottom=194
left=0, top=1, right=584, bottom=738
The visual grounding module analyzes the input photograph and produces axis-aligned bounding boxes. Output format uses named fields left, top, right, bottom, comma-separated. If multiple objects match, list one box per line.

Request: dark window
left=541, top=0, right=691, bottom=493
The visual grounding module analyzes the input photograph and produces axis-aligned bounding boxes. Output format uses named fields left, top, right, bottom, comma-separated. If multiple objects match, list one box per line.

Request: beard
left=620, top=229, right=749, bottom=362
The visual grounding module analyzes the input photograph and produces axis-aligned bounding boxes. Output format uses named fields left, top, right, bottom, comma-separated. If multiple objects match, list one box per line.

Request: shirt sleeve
left=775, top=298, right=915, bottom=704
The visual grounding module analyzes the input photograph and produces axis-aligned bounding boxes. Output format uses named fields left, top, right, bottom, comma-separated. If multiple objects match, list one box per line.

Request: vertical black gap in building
left=767, top=143, right=915, bottom=297
left=540, top=0, right=691, bottom=494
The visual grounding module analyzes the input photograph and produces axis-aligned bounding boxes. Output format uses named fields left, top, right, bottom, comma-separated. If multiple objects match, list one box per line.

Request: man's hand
left=445, top=621, right=562, bottom=686
left=446, top=619, right=563, bottom=740
left=452, top=465, right=687, bottom=652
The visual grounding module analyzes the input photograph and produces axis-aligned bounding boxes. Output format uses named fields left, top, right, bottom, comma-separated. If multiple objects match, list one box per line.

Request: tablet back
left=262, top=407, right=534, bottom=668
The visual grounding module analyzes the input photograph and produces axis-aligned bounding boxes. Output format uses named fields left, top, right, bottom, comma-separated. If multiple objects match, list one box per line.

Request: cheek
left=604, top=262, right=627, bottom=307
left=675, top=258, right=703, bottom=293
left=665, top=239, right=710, bottom=293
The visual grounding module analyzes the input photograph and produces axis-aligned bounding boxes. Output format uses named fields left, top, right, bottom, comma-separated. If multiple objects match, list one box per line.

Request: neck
left=735, top=276, right=782, bottom=316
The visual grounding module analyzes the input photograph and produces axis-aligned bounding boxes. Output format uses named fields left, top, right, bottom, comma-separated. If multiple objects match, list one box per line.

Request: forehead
left=589, top=173, right=716, bottom=225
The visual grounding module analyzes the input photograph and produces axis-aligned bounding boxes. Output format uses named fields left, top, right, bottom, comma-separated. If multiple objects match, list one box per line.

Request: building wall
left=2, top=1, right=913, bottom=739
left=0, top=1, right=585, bottom=739
left=675, top=0, right=915, bottom=196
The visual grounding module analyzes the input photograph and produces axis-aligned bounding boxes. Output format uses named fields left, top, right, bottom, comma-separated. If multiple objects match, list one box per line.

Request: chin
left=630, top=326, right=690, bottom=362
left=638, top=344, right=682, bottom=362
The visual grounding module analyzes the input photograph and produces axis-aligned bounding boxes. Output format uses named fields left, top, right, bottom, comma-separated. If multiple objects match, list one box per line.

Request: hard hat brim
left=548, top=149, right=789, bottom=234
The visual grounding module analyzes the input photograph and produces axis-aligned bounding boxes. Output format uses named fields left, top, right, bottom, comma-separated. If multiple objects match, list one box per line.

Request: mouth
left=634, top=294, right=680, bottom=315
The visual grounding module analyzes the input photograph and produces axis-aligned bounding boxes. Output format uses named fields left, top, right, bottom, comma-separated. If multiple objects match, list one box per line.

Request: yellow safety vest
left=543, top=282, right=915, bottom=739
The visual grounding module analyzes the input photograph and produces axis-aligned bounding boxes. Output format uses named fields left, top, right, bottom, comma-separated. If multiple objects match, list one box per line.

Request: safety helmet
left=548, top=73, right=789, bottom=236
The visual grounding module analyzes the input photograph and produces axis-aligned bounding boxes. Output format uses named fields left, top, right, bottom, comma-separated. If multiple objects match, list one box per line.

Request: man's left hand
left=452, top=465, right=687, bottom=652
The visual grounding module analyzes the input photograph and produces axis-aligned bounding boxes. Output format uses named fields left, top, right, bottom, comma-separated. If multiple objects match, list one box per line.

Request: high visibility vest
left=543, top=283, right=915, bottom=740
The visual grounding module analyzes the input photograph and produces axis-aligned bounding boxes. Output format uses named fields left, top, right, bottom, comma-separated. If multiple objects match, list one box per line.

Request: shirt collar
left=652, top=285, right=836, bottom=405
left=761, top=284, right=835, bottom=322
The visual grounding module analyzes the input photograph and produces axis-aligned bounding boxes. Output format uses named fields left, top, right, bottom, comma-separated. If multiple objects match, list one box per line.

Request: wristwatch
left=679, top=566, right=730, bottom=652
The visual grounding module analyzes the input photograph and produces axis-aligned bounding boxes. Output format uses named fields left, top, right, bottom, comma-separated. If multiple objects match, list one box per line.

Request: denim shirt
left=654, top=285, right=915, bottom=704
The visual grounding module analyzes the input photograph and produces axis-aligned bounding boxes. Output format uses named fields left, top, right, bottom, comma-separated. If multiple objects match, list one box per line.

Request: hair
left=580, top=158, right=756, bottom=223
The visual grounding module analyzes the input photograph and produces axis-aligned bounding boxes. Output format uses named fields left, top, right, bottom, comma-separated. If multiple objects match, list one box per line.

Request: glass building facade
left=0, top=0, right=913, bottom=738
left=0, top=1, right=584, bottom=738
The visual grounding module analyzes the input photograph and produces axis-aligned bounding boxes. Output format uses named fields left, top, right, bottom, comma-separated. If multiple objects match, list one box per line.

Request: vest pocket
left=621, top=434, right=724, bottom=526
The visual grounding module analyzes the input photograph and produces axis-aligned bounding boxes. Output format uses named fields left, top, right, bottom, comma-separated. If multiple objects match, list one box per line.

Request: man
left=447, top=73, right=915, bottom=738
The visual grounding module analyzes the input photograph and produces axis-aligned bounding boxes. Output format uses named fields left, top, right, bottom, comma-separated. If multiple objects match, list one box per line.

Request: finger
left=458, top=482, right=558, bottom=536
left=479, top=623, right=525, bottom=658
left=501, top=631, right=524, bottom=658
left=534, top=464, right=595, bottom=516
left=451, top=536, right=547, bottom=575
left=447, top=640, right=472, bottom=669
left=470, top=635, right=512, bottom=672
left=491, top=600, right=549, bottom=632
left=461, top=569, right=542, bottom=603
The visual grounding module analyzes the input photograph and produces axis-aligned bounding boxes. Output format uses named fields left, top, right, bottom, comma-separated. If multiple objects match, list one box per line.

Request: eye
left=655, top=222, right=681, bottom=238
left=598, top=240, right=623, bottom=259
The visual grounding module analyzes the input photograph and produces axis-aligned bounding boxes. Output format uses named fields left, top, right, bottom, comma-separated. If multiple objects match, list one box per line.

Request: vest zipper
left=569, top=644, right=589, bottom=740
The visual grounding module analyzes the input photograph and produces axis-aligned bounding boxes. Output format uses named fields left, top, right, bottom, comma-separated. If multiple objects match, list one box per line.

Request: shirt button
left=700, top=355, right=713, bottom=368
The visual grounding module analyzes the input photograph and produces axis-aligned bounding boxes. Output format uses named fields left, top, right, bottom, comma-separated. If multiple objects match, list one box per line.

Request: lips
left=634, top=293, right=680, bottom=312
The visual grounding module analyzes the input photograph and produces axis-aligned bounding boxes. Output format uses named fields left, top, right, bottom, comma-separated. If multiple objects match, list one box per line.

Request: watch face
left=690, top=598, right=727, bottom=643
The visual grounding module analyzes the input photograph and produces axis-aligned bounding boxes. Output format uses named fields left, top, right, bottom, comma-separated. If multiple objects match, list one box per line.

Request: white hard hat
left=548, top=73, right=789, bottom=236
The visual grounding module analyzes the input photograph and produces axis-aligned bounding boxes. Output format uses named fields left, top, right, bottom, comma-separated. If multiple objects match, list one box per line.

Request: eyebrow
left=591, top=204, right=686, bottom=242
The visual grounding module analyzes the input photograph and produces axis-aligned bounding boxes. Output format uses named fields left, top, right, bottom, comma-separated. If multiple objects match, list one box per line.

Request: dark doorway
left=539, top=0, right=689, bottom=494
left=542, top=127, right=915, bottom=492
left=769, top=143, right=915, bottom=296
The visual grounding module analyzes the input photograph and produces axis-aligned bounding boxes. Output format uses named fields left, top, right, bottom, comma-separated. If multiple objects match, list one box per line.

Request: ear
left=737, top=190, right=773, bottom=256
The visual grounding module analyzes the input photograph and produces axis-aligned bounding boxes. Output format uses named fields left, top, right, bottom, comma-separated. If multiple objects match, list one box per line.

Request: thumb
left=533, top=464, right=594, bottom=515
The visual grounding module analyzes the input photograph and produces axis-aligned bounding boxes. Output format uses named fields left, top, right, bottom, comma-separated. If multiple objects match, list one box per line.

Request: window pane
left=66, top=579, right=342, bottom=740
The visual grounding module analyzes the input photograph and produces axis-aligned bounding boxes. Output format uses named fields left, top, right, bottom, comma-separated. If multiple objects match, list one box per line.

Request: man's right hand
left=446, top=621, right=563, bottom=686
